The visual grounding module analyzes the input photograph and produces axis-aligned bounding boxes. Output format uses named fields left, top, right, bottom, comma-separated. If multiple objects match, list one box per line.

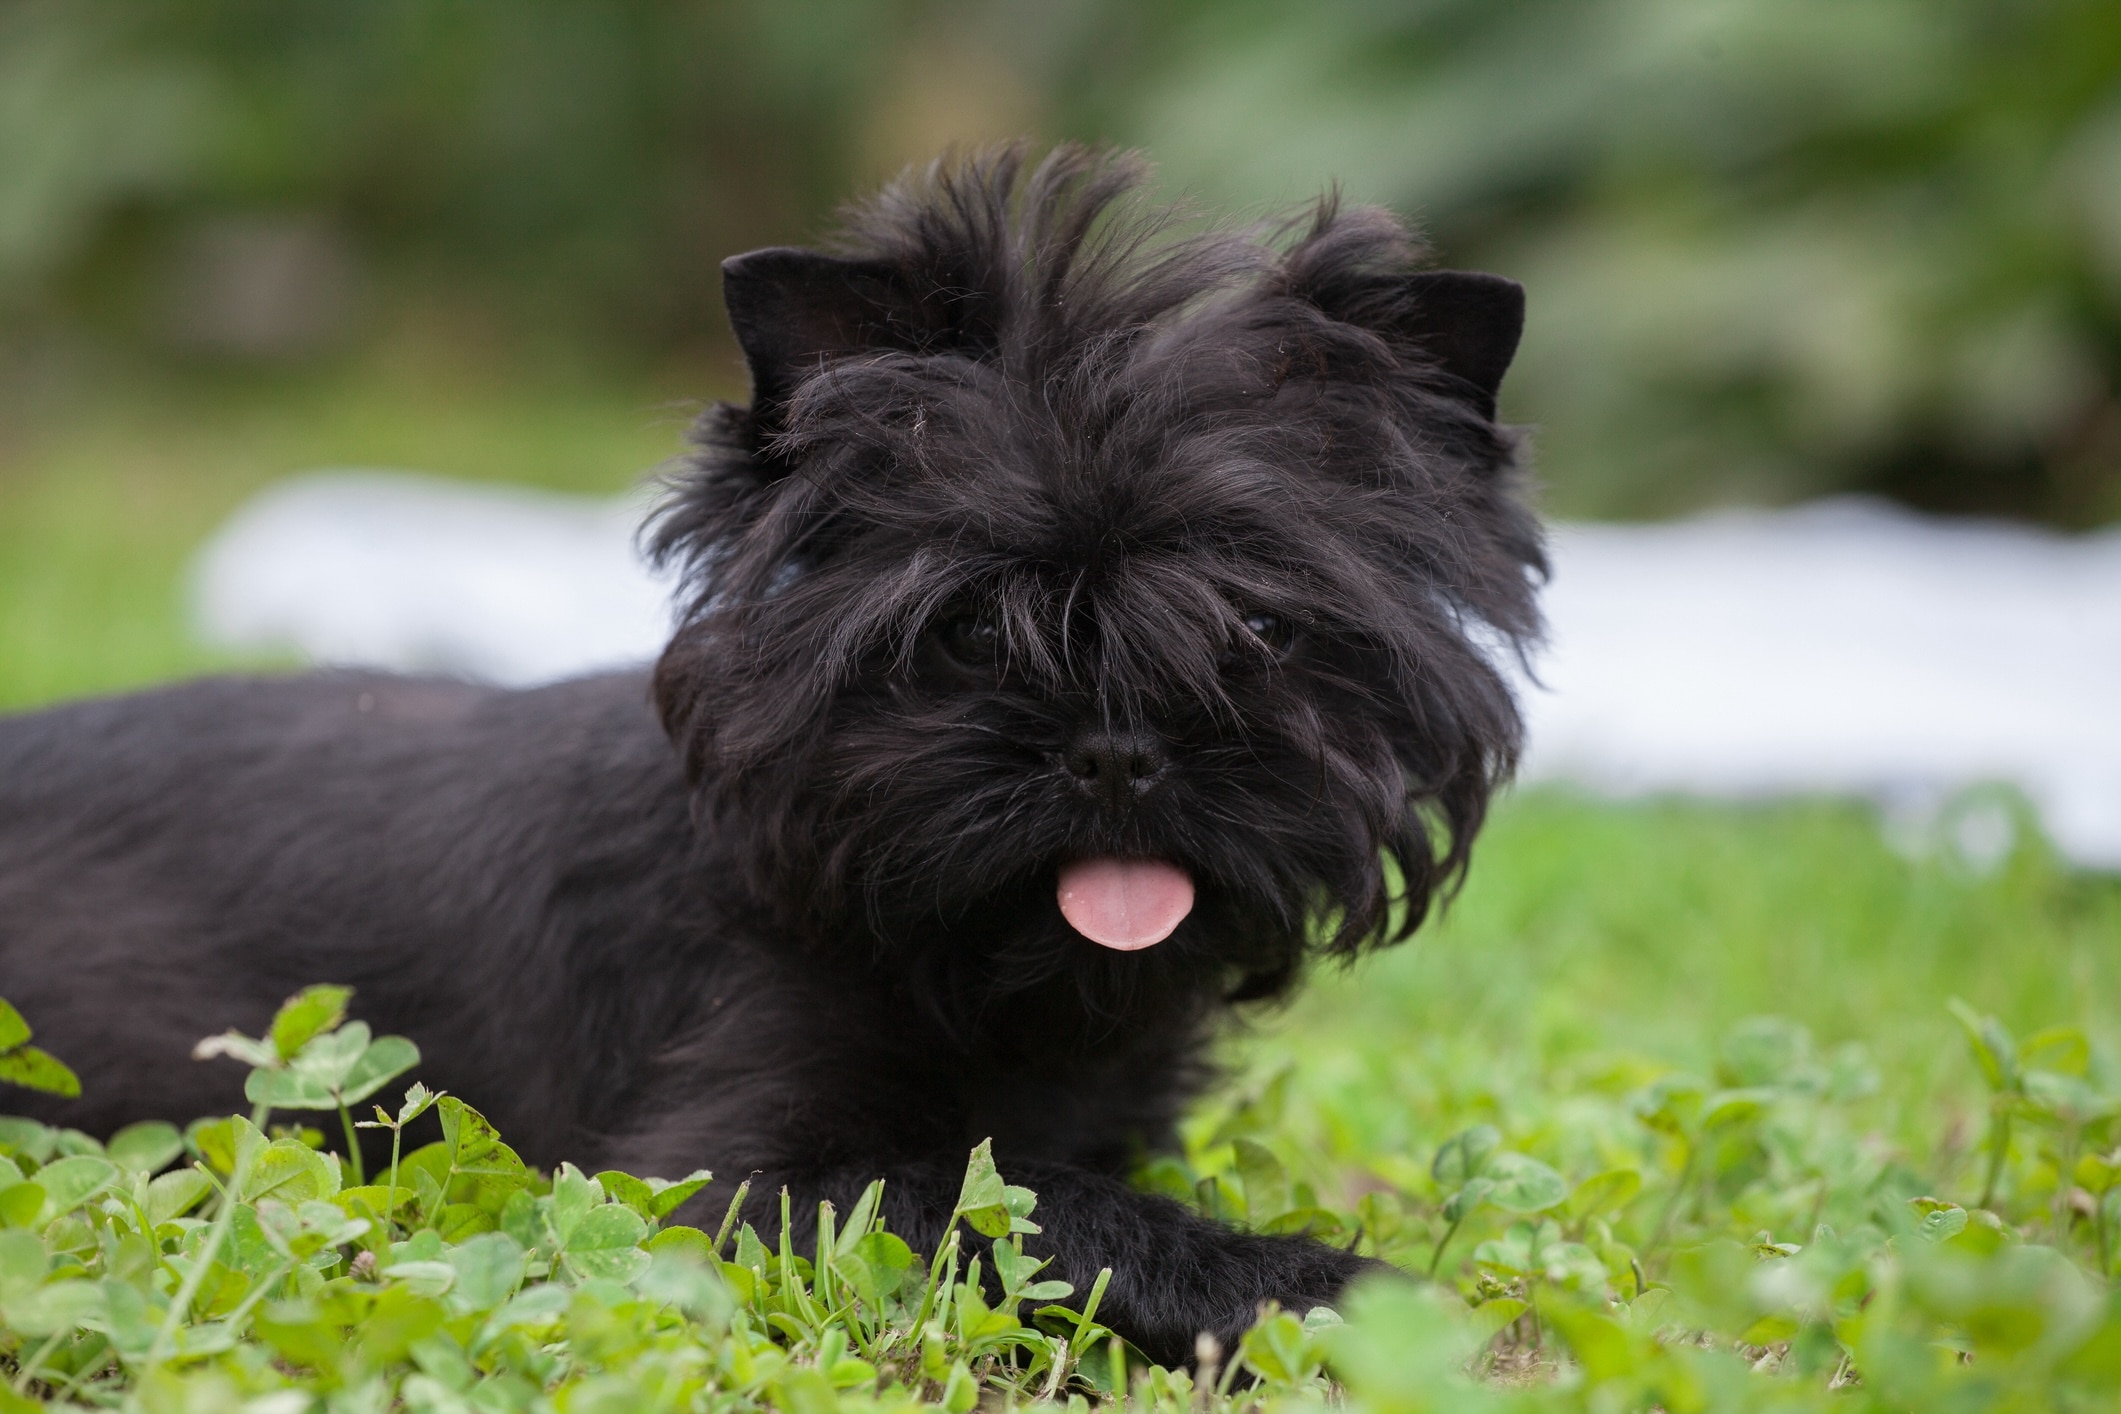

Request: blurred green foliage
left=1115, top=0, right=2121, bottom=523
left=2, top=0, right=2118, bottom=521
left=0, top=0, right=899, bottom=355
left=0, top=367, right=686, bottom=712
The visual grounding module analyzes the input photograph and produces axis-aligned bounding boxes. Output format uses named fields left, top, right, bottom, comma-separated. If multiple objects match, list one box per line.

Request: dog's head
left=651, top=145, right=1542, bottom=1014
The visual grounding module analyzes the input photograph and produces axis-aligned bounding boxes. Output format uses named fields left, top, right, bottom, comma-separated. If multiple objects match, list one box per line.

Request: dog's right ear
left=722, top=248, right=930, bottom=427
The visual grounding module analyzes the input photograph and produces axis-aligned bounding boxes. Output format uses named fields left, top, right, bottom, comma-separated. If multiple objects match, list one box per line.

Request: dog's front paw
left=1118, top=1233, right=1393, bottom=1370
left=1222, top=1237, right=1391, bottom=1335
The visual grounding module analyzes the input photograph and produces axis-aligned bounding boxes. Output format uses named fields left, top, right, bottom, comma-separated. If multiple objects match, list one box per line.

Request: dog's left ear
left=722, top=247, right=930, bottom=426
left=1301, top=266, right=1524, bottom=420
left=1393, top=271, right=1524, bottom=420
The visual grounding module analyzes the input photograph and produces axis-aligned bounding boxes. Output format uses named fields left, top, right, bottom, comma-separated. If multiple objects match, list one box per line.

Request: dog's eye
left=1241, top=611, right=1296, bottom=655
left=937, top=614, right=1002, bottom=668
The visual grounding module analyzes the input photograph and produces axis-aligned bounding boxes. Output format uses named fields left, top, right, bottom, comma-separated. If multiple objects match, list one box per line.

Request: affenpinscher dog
left=0, top=145, right=1540, bottom=1364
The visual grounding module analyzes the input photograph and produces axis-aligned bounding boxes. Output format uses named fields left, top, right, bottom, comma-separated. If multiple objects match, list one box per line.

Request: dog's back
left=0, top=670, right=700, bottom=1156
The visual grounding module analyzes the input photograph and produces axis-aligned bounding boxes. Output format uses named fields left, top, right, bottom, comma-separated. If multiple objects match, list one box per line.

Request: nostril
left=1124, top=748, right=1162, bottom=782
left=1066, top=746, right=1102, bottom=780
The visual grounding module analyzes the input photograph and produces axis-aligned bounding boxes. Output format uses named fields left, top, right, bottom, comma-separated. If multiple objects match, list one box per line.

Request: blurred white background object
left=1517, top=501, right=2121, bottom=869
left=193, top=477, right=2121, bottom=869
left=193, top=471, right=678, bottom=686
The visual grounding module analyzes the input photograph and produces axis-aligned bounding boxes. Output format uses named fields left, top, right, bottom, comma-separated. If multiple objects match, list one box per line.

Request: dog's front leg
left=994, top=1161, right=1388, bottom=1369
left=712, top=1160, right=1388, bottom=1370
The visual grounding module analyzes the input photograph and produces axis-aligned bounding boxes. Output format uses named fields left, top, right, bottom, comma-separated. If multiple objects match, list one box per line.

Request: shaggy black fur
left=0, top=145, right=1542, bottom=1365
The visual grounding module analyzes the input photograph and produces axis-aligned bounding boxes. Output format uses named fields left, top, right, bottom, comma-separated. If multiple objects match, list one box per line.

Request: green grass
left=4, top=369, right=2120, bottom=1409
left=1222, top=788, right=2121, bottom=1249
left=3, top=825, right=2118, bottom=1412
left=1271, top=790, right=2121, bottom=1163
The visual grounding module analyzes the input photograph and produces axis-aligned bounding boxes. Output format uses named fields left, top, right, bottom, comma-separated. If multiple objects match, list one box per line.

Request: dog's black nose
left=1064, top=728, right=1170, bottom=809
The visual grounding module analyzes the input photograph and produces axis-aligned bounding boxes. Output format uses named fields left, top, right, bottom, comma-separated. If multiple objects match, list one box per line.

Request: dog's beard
left=704, top=675, right=1416, bottom=1035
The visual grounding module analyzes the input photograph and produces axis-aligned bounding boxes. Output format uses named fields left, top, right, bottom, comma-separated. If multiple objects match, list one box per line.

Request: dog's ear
left=1394, top=271, right=1524, bottom=419
left=1299, top=262, right=1524, bottom=419
left=721, top=247, right=929, bottom=424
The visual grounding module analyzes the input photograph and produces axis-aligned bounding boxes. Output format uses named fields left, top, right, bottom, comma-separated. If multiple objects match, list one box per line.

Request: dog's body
left=0, top=147, right=1541, bottom=1363
left=0, top=668, right=1327, bottom=1357
left=0, top=668, right=1204, bottom=1175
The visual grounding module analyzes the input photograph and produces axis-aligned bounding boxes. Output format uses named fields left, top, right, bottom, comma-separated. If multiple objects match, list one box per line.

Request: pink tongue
left=1056, top=858, right=1195, bottom=951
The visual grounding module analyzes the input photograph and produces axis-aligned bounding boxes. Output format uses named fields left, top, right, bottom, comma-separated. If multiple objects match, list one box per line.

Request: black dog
left=0, top=146, right=1541, bottom=1364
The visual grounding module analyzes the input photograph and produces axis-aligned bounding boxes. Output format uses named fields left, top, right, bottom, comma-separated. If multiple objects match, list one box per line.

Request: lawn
left=4, top=366, right=2118, bottom=1410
